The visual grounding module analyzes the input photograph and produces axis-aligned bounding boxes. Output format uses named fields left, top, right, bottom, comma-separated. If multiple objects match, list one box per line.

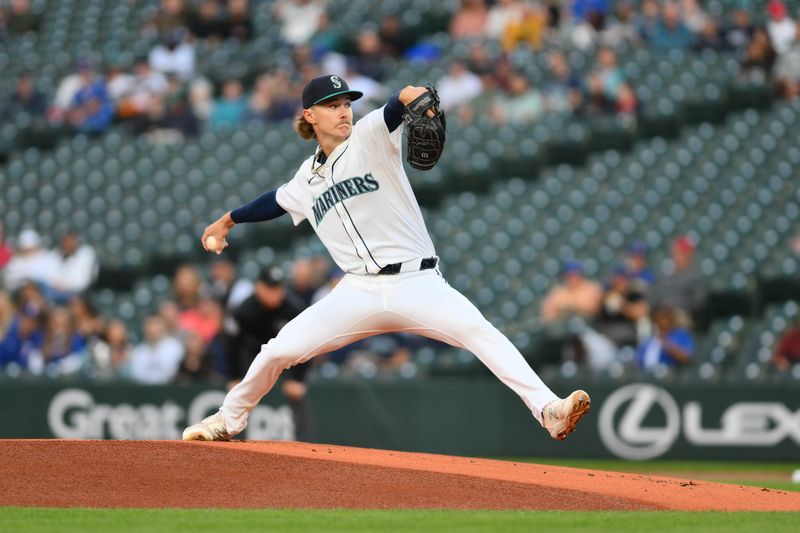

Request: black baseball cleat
left=542, top=390, right=591, bottom=441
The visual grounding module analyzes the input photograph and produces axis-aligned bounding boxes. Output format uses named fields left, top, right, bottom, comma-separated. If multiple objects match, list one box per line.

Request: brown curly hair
left=294, top=114, right=316, bottom=140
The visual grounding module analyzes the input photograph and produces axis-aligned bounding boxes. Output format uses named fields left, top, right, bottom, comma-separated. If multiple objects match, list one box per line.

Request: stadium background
left=0, top=0, right=798, bottom=462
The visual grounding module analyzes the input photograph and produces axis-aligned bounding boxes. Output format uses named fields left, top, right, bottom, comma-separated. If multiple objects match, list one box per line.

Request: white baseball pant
left=220, top=269, right=559, bottom=434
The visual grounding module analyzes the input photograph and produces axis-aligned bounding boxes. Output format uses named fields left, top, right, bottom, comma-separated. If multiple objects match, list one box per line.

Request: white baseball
left=205, top=235, right=222, bottom=252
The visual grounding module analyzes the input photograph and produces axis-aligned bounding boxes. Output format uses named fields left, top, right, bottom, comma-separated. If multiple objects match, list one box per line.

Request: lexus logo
left=598, top=384, right=680, bottom=460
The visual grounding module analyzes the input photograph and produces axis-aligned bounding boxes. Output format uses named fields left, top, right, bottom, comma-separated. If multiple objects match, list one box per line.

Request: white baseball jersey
left=275, top=106, right=436, bottom=274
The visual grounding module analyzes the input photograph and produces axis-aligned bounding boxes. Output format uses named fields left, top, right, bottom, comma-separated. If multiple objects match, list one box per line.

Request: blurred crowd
left=2, top=221, right=798, bottom=385
left=3, top=0, right=800, bottom=385
left=538, top=235, right=707, bottom=376
left=0, top=221, right=426, bottom=387
left=5, top=0, right=800, bottom=148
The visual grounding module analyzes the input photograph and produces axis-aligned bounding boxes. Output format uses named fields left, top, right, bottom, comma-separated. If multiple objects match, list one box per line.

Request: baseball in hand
left=205, top=235, right=223, bottom=253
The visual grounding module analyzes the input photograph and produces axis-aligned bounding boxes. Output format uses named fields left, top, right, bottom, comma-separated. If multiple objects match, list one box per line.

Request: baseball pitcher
left=183, top=75, right=590, bottom=442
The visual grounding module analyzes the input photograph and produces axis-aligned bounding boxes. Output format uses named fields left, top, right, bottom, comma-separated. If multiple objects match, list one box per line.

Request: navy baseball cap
left=302, top=75, right=363, bottom=109
left=562, top=260, right=584, bottom=275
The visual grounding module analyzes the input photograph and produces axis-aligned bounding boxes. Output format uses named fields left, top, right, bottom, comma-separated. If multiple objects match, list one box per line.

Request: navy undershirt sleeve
left=383, top=92, right=404, bottom=133
left=230, top=188, right=287, bottom=223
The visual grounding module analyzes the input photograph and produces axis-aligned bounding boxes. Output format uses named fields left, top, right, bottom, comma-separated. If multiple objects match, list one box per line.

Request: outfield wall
left=1, top=380, right=798, bottom=460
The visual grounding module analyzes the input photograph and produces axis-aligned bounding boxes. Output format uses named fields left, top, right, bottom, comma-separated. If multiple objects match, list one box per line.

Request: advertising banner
left=1, top=380, right=797, bottom=460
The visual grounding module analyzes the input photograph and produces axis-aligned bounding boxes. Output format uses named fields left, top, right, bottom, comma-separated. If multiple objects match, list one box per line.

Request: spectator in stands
left=68, top=294, right=105, bottom=340
left=680, top=0, right=710, bottom=35
left=624, top=240, right=656, bottom=286
left=225, top=267, right=306, bottom=385
left=649, top=236, right=706, bottom=320
left=378, top=15, right=410, bottom=58
left=176, top=331, right=216, bottom=383
left=114, top=58, right=170, bottom=119
left=692, top=19, right=727, bottom=51
left=274, top=0, right=327, bottom=46
left=773, top=316, right=800, bottom=370
left=289, top=258, right=322, bottom=307
left=0, top=291, right=14, bottom=339
left=766, top=0, right=796, bottom=55
left=178, top=295, right=223, bottom=345
left=501, top=2, right=546, bottom=51
left=616, top=82, right=640, bottom=118
left=352, top=28, right=387, bottom=82
left=485, top=0, right=523, bottom=41
left=106, top=60, right=137, bottom=116
left=49, top=60, right=90, bottom=124
left=49, top=230, right=98, bottom=303
left=189, top=0, right=227, bottom=42
left=29, top=306, right=87, bottom=376
left=67, top=65, right=114, bottom=135
left=776, top=20, right=800, bottom=98
left=594, top=266, right=648, bottom=349
left=208, top=257, right=253, bottom=311
left=740, top=27, right=777, bottom=82
left=450, top=0, right=488, bottom=40
left=159, top=299, right=182, bottom=339
left=636, top=305, right=694, bottom=371
left=2, top=73, right=46, bottom=120
left=544, top=51, right=582, bottom=115
left=541, top=261, right=603, bottom=324
left=148, top=30, right=196, bottom=81
left=128, top=315, right=185, bottom=384
left=225, top=0, right=253, bottom=42
left=436, top=60, right=483, bottom=114
left=244, top=72, right=296, bottom=123
left=172, top=264, right=203, bottom=311
left=466, top=41, right=495, bottom=79
left=576, top=72, right=615, bottom=117
left=604, top=1, right=641, bottom=49
left=649, top=1, right=693, bottom=53
left=143, top=0, right=191, bottom=39
left=132, top=91, right=199, bottom=142
left=210, top=79, right=247, bottom=132
left=87, top=319, right=131, bottom=379
left=596, top=47, right=625, bottom=100
left=724, top=4, right=755, bottom=50
left=0, top=221, right=12, bottom=274
left=4, top=229, right=56, bottom=292
left=309, top=11, right=342, bottom=57
left=189, top=77, right=214, bottom=123
left=571, top=7, right=612, bottom=51
left=490, top=71, right=545, bottom=125
left=6, top=0, right=41, bottom=35
left=636, top=0, right=661, bottom=42
left=572, top=0, right=609, bottom=21
left=0, top=302, right=44, bottom=374
left=15, top=280, right=46, bottom=311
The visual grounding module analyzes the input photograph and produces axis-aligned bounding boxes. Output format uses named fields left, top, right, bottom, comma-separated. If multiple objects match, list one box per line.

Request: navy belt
left=378, top=257, right=438, bottom=275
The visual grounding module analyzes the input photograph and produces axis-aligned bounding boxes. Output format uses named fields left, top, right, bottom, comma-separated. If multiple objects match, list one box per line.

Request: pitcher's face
left=305, top=95, right=353, bottom=143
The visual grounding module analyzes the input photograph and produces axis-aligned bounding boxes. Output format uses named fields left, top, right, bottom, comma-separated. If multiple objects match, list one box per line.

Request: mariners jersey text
left=312, top=173, right=380, bottom=226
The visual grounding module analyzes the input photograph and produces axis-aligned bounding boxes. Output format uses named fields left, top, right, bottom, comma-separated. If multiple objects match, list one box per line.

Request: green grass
left=1, top=509, right=798, bottom=533
left=495, top=458, right=800, bottom=492
left=497, top=458, right=800, bottom=473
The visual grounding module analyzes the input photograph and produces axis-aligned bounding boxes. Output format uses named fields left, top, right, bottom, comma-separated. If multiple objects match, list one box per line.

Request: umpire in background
left=224, top=266, right=311, bottom=439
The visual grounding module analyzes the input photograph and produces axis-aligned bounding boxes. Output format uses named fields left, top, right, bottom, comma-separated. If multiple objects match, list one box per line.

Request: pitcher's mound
left=1, top=440, right=797, bottom=511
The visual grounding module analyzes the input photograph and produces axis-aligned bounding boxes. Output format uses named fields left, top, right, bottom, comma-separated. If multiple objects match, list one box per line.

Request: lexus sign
left=598, top=384, right=800, bottom=460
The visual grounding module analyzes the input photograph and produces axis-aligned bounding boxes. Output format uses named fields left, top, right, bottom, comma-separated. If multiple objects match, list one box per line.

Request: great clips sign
left=598, top=383, right=800, bottom=460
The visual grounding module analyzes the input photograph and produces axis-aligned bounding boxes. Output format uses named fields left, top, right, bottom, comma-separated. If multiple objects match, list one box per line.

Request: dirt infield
left=1, top=440, right=798, bottom=511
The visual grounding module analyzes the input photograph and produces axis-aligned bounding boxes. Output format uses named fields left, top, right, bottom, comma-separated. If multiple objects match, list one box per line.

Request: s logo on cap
left=330, top=75, right=342, bottom=89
